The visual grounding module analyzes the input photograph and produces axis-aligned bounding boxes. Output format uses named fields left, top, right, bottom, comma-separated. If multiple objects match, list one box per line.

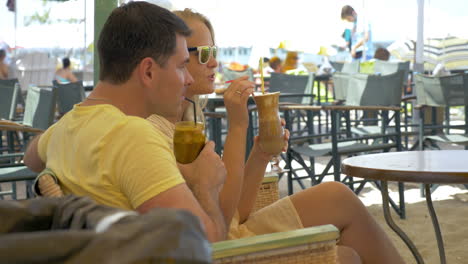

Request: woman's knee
left=337, top=245, right=362, bottom=264
left=315, top=181, right=359, bottom=201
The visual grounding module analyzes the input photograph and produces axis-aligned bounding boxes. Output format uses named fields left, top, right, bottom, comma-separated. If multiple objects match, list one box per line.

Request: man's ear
left=138, top=57, right=159, bottom=84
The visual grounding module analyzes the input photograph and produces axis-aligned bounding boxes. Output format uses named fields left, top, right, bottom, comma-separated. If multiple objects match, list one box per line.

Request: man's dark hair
left=341, top=5, right=355, bottom=20
left=98, top=2, right=191, bottom=84
left=374, top=47, right=390, bottom=61
left=62, top=57, right=71, bottom=69
left=0, top=49, right=5, bottom=59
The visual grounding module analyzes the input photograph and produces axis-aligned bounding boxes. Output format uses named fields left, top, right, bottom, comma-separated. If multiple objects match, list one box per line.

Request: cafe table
left=341, top=150, right=468, bottom=264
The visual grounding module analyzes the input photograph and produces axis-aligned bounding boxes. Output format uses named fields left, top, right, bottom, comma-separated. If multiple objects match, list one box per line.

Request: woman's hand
left=251, top=118, right=290, bottom=162
left=223, top=76, right=255, bottom=129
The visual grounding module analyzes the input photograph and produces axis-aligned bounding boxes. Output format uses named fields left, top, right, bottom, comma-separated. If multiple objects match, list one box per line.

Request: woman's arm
left=237, top=123, right=289, bottom=223
left=218, top=76, right=255, bottom=225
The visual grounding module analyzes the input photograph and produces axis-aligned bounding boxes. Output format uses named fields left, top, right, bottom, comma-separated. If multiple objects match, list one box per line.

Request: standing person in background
left=0, top=49, right=8, bottom=79
left=341, top=5, right=373, bottom=61
left=55, top=57, right=78, bottom=84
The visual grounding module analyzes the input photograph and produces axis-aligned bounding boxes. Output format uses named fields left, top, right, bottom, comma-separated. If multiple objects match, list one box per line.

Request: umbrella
left=388, top=36, right=468, bottom=71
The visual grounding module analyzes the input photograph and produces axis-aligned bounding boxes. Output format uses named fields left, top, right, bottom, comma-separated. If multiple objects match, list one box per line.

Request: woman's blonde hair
left=173, top=8, right=215, bottom=123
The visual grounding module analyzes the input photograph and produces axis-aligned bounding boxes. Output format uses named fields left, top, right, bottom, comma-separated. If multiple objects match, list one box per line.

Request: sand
left=278, top=174, right=468, bottom=264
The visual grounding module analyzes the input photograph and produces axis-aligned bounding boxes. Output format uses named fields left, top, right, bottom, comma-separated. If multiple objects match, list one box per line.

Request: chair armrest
left=212, top=224, right=339, bottom=263
left=323, top=105, right=401, bottom=111
left=402, top=95, right=416, bottom=101
left=279, top=105, right=322, bottom=111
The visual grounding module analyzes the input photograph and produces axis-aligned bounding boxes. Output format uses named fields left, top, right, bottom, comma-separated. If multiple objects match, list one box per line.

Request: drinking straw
left=225, top=80, right=234, bottom=84
left=184, top=97, right=197, bottom=125
left=259, top=57, right=265, bottom=94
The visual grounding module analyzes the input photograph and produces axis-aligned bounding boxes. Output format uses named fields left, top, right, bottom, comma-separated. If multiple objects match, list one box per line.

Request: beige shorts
left=228, top=196, right=304, bottom=240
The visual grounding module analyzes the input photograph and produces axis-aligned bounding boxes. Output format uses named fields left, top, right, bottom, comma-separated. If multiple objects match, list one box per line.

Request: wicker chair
left=35, top=170, right=339, bottom=263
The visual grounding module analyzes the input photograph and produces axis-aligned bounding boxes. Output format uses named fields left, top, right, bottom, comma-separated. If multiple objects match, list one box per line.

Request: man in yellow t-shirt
left=24, top=2, right=227, bottom=242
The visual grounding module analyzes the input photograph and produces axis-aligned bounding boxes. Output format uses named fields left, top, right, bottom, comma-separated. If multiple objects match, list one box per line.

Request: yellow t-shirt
left=38, top=104, right=184, bottom=210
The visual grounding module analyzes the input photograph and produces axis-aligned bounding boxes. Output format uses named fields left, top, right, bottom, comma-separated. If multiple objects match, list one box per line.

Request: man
left=341, top=5, right=373, bottom=61
left=24, top=2, right=227, bottom=242
left=0, top=49, right=8, bottom=79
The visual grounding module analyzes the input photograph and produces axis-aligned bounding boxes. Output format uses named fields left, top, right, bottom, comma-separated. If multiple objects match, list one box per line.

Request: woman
left=55, top=57, right=78, bottom=84
left=148, top=9, right=404, bottom=264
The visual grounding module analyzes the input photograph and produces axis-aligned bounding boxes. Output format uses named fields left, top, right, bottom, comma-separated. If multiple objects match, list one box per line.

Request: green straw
left=184, top=97, right=197, bottom=125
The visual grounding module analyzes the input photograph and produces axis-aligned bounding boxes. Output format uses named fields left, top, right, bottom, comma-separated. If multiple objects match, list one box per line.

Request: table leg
left=381, top=181, right=425, bottom=264
left=425, top=184, right=446, bottom=264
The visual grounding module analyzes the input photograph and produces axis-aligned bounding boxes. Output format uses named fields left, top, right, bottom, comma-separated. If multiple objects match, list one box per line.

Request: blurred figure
left=373, top=47, right=390, bottom=61
left=341, top=5, right=373, bottom=61
left=0, top=49, right=8, bottom=79
left=55, top=57, right=78, bottom=84
left=264, top=56, right=282, bottom=74
left=282, top=51, right=299, bottom=73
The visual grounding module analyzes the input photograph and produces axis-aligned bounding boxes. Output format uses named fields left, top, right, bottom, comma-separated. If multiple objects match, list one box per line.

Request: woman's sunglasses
left=188, top=46, right=217, bottom=64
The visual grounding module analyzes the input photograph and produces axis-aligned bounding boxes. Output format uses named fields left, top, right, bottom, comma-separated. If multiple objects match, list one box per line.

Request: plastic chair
left=414, top=73, right=468, bottom=195
left=0, top=85, right=57, bottom=199
left=0, top=79, right=20, bottom=120
left=269, top=72, right=314, bottom=105
left=53, top=80, right=86, bottom=115
left=282, top=71, right=407, bottom=218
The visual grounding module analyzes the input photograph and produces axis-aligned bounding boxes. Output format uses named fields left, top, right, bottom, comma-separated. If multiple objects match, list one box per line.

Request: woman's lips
left=208, top=74, right=215, bottom=82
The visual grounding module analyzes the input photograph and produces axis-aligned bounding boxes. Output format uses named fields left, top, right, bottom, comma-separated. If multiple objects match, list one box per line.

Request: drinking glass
left=173, top=121, right=206, bottom=164
left=253, top=92, right=285, bottom=172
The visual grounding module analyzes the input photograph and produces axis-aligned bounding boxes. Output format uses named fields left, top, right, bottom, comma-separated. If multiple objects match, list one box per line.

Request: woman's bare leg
left=289, top=182, right=404, bottom=264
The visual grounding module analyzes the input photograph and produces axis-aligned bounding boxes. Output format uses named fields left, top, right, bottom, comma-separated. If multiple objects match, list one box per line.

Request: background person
left=281, top=51, right=299, bottom=73
left=55, top=57, right=78, bottom=84
left=374, top=47, right=390, bottom=61
left=0, top=49, right=8, bottom=79
left=264, top=56, right=282, bottom=74
left=341, top=5, right=373, bottom=61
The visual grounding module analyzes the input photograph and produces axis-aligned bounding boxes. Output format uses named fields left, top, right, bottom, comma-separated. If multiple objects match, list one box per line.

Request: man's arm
left=137, top=141, right=227, bottom=242
left=24, top=134, right=46, bottom=172
left=0, top=64, right=8, bottom=79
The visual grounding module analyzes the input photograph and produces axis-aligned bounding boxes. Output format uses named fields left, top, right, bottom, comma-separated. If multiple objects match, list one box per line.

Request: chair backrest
left=374, top=60, right=410, bottom=83
left=52, top=80, right=85, bottom=114
left=346, top=70, right=405, bottom=106
left=0, top=79, right=20, bottom=120
left=269, top=72, right=313, bottom=104
left=222, top=67, right=254, bottom=82
left=332, top=72, right=350, bottom=101
left=415, top=73, right=466, bottom=107
left=341, top=61, right=360, bottom=74
left=23, top=86, right=57, bottom=130
left=330, top=62, right=344, bottom=72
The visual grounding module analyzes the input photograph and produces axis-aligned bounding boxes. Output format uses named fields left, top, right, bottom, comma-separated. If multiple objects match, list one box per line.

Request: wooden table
left=342, top=150, right=468, bottom=264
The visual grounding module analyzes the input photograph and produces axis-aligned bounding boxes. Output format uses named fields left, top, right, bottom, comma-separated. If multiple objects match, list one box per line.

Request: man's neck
left=85, top=79, right=150, bottom=118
